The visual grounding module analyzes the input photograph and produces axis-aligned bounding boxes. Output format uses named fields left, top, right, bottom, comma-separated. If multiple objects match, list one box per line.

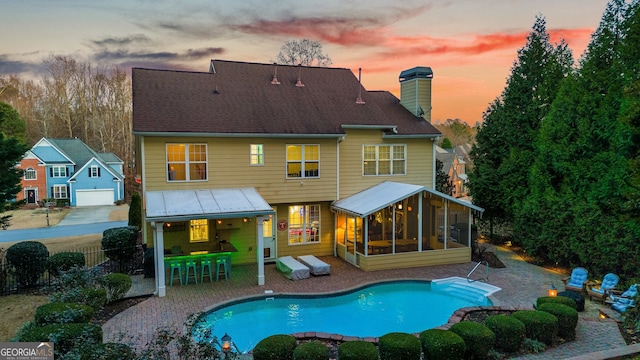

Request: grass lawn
left=0, top=206, right=129, bottom=341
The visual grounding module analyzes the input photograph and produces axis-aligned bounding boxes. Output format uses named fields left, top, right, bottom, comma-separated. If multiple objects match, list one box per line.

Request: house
left=16, top=138, right=125, bottom=206
left=436, top=145, right=469, bottom=198
left=133, top=60, right=483, bottom=297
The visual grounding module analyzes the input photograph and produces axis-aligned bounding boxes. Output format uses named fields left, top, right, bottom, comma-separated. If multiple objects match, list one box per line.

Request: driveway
left=0, top=206, right=127, bottom=243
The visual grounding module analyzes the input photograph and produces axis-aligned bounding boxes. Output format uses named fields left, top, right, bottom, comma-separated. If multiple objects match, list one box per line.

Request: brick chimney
left=399, top=66, right=433, bottom=122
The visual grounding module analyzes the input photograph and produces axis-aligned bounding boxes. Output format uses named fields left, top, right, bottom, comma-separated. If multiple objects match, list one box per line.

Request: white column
left=256, top=216, right=266, bottom=285
left=153, top=222, right=166, bottom=297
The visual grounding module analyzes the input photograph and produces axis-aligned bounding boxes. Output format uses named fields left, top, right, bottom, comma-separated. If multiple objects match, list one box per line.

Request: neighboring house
left=133, top=60, right=483, bottom=297
left=436, top=145, right=469, bottom=198
left=16, top=138, right=125, bottom=206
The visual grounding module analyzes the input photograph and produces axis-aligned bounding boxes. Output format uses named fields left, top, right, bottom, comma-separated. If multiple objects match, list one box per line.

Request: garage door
left=76, top=189, right=114, bottom=206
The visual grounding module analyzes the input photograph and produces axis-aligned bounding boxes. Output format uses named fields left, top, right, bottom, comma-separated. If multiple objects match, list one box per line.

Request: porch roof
left=145, top=188, right=274, bottom=222
left=331, top=181, right=484, bottom=217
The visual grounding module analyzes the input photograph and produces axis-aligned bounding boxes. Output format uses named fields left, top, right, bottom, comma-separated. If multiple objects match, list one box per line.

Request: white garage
left=75, top=189, right=114, bottom=206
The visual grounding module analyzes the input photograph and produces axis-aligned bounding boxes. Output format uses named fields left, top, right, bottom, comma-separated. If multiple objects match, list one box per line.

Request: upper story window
left=288, top=204, right=320, bottom=245
left=166, top=143, right=207, bottom=181
left=286, top=144, right=319, bottom=178
left=24, top=167, right=36, bottom=180
left=51, top=166, right=67, bottom=178
left=250, top=144, right=264, bottom=166
left=363, top=144, right=406, bottom=176
left=89, top=166, right=100, bottom=178
left=190, top=219, right=209, bottom=243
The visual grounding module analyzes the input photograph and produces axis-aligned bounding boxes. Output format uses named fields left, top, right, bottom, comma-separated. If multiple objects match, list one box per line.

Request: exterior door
left=26, top=190, right=36, bottom=204
left=263, top=215, right=276, bottom=262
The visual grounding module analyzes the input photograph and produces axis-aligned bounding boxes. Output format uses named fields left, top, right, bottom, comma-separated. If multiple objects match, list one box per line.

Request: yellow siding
left=400, top=81, right=418, bottom=115
left=335, top=245, right=470, bottom=271
left=140, top=136, right=338, bottom=203
left=339, top=129, right=433, bottom=198
left=417, top=78, right=432, bottom=122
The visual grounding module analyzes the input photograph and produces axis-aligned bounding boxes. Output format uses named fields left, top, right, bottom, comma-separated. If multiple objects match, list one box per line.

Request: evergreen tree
left=435, top=159, right=453, bottom=195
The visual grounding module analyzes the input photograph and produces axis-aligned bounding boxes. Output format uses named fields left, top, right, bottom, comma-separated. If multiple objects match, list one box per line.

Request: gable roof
left=133, top=60, right=441, bottom=138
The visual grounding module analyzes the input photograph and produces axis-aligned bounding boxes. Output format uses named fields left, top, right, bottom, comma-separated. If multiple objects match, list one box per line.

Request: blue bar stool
left=216, top=254, right=230, bottom=282
left=184, top=258, right=198, bottom=284
left=200, top=255, right=214, bottom=283
left=165, top=259, right=184, bottom=286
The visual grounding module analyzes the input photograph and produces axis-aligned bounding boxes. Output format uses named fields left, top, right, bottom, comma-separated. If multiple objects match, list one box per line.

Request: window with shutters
left=52, top=166, right=66, bottom=178
left=90, top=166, right=100, bottom=178
left=53, top=185, right=68, bottom=199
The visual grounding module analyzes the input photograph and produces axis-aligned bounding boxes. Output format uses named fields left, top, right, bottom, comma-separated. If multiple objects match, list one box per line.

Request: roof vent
left=271, top=63, right=281, bottom=85
left=295, top=64, right=305, bottom=87
left=356, top=68, right=365, bottom=104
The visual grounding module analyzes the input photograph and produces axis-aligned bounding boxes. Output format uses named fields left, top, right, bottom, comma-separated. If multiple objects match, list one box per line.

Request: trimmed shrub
left=128, top=192, right=142, bottom=229
left=512, top=310, right=558, bottom=345
left=51, top=287, right=107, bottom=311
left=253, top=334, right=297, bottom=360
left=378, top=332, right=421, bottom=360
left=449, top=321, right=495, bottom=359
left=419, top=328, right=465, bottom=360
left=103, top=273, right=132, bottom=303
left=17, top=323, right=103, bottom=356
left=66, top=342, right=136, bottom=360
left=5, top=241, right=49, bottom=287
left=484, top=314, right=525, bottom=353
left=34, top=302, right=94, bottom=325
left=46, top=252, right=85, bottom=277
left=337, top=340, right=379, bottom=360
left=537, top=302, right=579, bottom=341
left=102, top=226, right=140, bottom=271
left=293, top=341, right=330, bottom=360
left=536, top=295, right=577, bottom=310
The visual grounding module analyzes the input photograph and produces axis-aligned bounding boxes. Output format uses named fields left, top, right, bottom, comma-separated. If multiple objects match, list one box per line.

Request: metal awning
left=331, top=181, right=424, bottom=217
left=331, top=181, right=484, bottom=217
left=145, top=188, right=274, bottom=222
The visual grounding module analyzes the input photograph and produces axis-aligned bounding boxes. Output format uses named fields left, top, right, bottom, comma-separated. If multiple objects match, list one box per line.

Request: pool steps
left=432, top=276, right=501, bottom=303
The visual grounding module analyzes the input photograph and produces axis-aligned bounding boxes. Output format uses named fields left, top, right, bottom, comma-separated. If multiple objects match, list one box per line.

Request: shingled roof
left=133, top=60, right=440, bottom=137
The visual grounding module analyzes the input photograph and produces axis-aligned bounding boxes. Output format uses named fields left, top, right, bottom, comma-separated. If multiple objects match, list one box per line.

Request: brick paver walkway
left=104, top=245, right=628, bottom=359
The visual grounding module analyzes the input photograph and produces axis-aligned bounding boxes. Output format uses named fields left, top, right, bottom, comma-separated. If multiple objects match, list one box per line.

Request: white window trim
left=52, top=166, right=66, bottom=178
left=250, top=144, right=264, bottom=166
left=24, top=167, right=37, bottom=180
left=166, top=143, right=208, bottom=182
left=53, top=184, right=68, bottom=199
left=286, top=144, right=320, bottom=179
left=90, top=166, right=99, bottom=178
left=362, top=144, right=407, bottom=176
left=288, top=204, right=321, bottom=245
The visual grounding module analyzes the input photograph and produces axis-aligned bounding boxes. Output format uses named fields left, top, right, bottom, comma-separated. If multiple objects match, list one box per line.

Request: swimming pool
left=192, top=280, right=493, bottom=352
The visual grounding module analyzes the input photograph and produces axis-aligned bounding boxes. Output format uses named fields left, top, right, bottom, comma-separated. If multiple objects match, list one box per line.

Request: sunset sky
left=1, top=1, right=609, bottom=125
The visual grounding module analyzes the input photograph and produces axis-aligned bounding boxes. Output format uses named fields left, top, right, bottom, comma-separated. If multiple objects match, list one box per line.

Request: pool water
left=193, top=280, right=491, bottom=352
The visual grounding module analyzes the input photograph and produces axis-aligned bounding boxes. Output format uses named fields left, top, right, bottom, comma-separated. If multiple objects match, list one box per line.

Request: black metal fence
left=0, top=244, right=145, bottom=296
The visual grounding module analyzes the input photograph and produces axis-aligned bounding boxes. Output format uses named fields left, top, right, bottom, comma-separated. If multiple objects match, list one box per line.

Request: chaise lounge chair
left=586, top=273, right=619, bottom=303
left=562, top=267, right=588, bottom=293
left=611, top=297, right=635, bottom=314
left=276, top=256, right=310, bottom=280
left=297, top=255, right=330, bottom=276
left=609, top=284, right=638, bottom=303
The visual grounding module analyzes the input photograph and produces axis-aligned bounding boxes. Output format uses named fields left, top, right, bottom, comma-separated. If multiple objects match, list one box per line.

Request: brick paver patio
left=104, top=245, right=628, bottom=359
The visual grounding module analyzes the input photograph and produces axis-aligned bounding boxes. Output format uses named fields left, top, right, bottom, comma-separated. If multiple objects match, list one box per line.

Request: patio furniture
left=184, top=258, right=198, bottom=284
left=216, top=254, right=231, bottom=282
left=586, top=273, right=619, bottom=303
left=200, top=256, right=214, bottom=283
left=558, top=290, right=585, bottom=312
left=611, top=297, right=635, bottom=314
left=298, top=255, right=330, bottom=276
left=562, top=267, right=588, bottom=293
left=276, top=256, right=310, bottom=280
left=609, top=284, right=638, bottom=303
left=165, top=259, right=184, bottom=286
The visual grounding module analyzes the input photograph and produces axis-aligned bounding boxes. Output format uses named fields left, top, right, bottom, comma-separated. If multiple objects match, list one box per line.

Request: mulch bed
left=92, top=295, right=151, bottom=325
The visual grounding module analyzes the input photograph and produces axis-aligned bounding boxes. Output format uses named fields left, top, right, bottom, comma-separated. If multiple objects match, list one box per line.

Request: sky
left=0, top=0, right=609, bottom=125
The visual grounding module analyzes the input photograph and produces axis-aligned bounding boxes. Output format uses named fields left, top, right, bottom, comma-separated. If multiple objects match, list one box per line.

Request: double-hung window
left=286, top=144, right=319, bottom=178
left=52, top=166, right=66, bottom=178
left=363, top=144, right=406, bottom=176
left=53, top=185, right=68, bottom=199
left=166, top=143, right=207, bottom=181
left=288, top=205, right=320, bottom=244
left=24, top=167, right=36, bottom=180
left=250, top=144, right=264, bottom=166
